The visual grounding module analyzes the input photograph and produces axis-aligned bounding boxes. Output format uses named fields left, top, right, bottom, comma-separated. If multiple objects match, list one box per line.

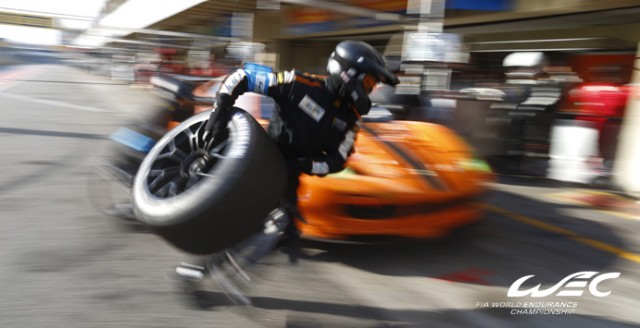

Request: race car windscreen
left=363, top=106, right=394, bottom=122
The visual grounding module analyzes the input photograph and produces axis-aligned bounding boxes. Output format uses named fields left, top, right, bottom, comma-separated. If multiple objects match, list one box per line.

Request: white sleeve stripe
left=312, top=161, right=329, bottom=175
left=219, top=70, right=247, bottom=95
left=338, top=130, right=356, bottom=159
left=268, top=72, right=277, bottom=87
left=284, top=71, right=295, bottom=83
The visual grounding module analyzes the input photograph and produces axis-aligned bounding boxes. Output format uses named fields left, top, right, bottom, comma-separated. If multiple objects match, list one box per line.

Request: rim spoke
left=195, top=121, right=207, bottom=149
left=150, top=166, right=180, bottom=177
left=208, top=140, right=227, bottom=159
left=167, top=180, right=179, bottom=197
left=173, top=175, right=191, bottom=193
left=210, top=152, right=224, bottom=159
left=147, top=171, right=166, bottom=193
left=156, top=151, right=184, bottom=163
left=155, top=182, right=171, bottom=197
left=153, top=174, right=181, bottom=197
left=205, top=132, right=228, bottom=151
left=148, top=167, right=180, bottom=195
left=182, top=128, right=199, bottom=153
left=185, top=174, right=200, bottom=189
left=173, top=143, right=189, bottom=160
left=156, top=139, right=188, bottom=163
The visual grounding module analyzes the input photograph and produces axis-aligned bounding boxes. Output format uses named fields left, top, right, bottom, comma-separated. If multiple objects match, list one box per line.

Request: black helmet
left=327, top=40, right=399, bottom=115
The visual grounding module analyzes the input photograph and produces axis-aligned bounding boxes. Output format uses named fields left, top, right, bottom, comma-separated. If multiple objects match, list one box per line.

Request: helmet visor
left=360, top=73, right=378, bottom=94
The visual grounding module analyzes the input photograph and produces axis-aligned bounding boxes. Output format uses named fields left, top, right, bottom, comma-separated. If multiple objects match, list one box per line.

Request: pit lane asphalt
left=0, top=63, right=638, bottom=328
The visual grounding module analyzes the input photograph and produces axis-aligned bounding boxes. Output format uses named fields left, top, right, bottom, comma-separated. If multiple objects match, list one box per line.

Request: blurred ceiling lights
left=72, top=0, right=207, bottom=48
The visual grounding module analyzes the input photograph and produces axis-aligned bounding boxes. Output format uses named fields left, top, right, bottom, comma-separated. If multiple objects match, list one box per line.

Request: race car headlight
left=457, top=158, right=492, bottom=173
left=328, top=167, right=359, bottom=179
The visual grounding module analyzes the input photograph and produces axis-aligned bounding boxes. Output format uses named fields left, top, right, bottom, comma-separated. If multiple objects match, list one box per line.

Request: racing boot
left=175, top=253, right=252, bottom=307
left=276, top=206, right=303, bottom=264
left=206, top=207, right=291, bottom=305
left=205, top=250, right=253, bottom=306
left=174, top=262, right=209, bottom=307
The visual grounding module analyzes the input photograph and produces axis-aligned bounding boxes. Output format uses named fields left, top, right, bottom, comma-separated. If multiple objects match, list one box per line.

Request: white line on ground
left=0, top=92, right=112, bottom=112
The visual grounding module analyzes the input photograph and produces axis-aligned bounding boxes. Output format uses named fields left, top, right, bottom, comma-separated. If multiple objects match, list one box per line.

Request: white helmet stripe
left=311, top=161, right=329, bottom=175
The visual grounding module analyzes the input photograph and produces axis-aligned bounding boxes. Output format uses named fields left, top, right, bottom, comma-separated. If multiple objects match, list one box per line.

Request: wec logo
left=507, top=271, right=620, bottom=298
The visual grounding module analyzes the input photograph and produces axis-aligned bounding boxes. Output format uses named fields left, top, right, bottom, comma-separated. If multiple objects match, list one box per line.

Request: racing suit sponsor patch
left=248, top=71, right=276, bottom=94
left=255, top=74, right=266, bottom=93
left=298, top=95, right=325, bottom=122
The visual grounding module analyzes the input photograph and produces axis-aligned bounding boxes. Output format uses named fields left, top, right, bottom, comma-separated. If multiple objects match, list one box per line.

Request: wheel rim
left=145, top=120, right=228, bottom=198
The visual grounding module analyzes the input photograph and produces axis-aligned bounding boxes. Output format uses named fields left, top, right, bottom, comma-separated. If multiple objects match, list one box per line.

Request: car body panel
left=295, top=119, right=492, bottom=240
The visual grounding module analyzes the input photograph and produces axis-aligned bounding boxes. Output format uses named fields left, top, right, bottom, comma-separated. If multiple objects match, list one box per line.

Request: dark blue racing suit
left=216, top=65, right=363, bottom=237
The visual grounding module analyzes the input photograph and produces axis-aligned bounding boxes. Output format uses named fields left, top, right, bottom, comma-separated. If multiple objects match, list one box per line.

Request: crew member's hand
left=204, top=94, right=233, bottom=141
left=203, top=105, right=227, bottom=141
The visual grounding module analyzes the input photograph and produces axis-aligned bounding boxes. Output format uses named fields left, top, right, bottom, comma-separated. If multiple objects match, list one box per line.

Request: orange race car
left=94, top=72, right=492, bottom=243
left=186, top=76, right=494, bottom=241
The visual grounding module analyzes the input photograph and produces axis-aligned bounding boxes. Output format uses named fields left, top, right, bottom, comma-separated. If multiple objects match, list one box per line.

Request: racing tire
left=132, top=108, right=287, bottom=255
